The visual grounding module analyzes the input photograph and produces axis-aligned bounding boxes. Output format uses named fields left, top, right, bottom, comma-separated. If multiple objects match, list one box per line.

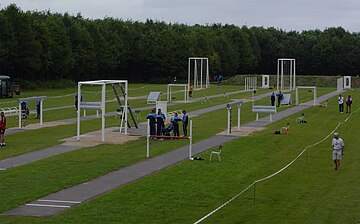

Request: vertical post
left=296, top=87, right=299, bottom=105
left=253, top=183, right=256, bottom=205
left=314, top=87, right=317, bottom=106
left=200, top=59, right=203, bottom=89
left=77, top=83, right=81, bottom=141
left=290, top=59, right=293, bottom=90
left=147, top=119, right=150, bottom=158
left=277, top=59, right=279, bottom=91
left=18, top=101, right=21, bottom=128
left=293, top=59, right=296, bottom=90
left=245, top=77, right=247, bottom=90
left=194, top=59, right=197, bottom=88
left=237, top=103, right=241, bottom=131
left=206, top=59, right=210, bottom=88
left=189, top=120, right=193, bottom=160
left=101, top=83, right=106, bottom=142
left=188, top=58, right=191, bottom=91
left=227, top=104, right=232, bottom=135
left=40, top=99, right=43, bottom=126
left=124, top=81, right=128, bottom=135
left=167, top=85, right=169, bottom=102
left=256, top=113, right=259, bottom=121
left=184, top=85, right=187, bottom=103
left=281, top=60, right=284, bottom=90
left=270, top=114, right=272, bottom=122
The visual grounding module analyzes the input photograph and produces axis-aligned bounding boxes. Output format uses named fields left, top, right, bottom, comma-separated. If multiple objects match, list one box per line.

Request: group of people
left=146, top=109, right=189, bottom=137
left=338, top=94, right=352, bottom=113
left=270, top=91, right=284, bottom=107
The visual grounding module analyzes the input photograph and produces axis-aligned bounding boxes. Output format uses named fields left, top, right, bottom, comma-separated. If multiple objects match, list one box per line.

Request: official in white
left=332, top=133, right=344, bottom=171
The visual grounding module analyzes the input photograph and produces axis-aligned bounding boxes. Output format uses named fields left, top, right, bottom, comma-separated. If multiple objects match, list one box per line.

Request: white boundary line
left=194, top=105, right=359, bottom=224
left=26, top=204, right=70, bottom=208
left=38, top=199, right=81, bottom=204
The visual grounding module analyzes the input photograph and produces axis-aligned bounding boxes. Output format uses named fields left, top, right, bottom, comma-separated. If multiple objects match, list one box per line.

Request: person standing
left=277, top=91, right=283, bottom=107
left=188, top=85, right=193, bottom=98
left=36, top=99, right=41, bottom=119
left=182, top=110, right=189, bottom=136
left=146, top=109, right=157, bottom=136
left=171, top=112, right=181, bottom=136
left=155, top=109, right=165, bottom=136
left=338, top=94, right=344, bottom=113
left=74, top=93, right=83, bottom=112
left=346, top=95, right=352, bottom=113
left=270, top=92, right=276, bottom=106
left=0, top=112, right=6, bottom=146
left=332, top=133, right=344, bottom=171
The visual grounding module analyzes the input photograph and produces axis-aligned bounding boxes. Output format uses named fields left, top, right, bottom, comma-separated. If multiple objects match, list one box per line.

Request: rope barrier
left=194, top=105, right=360, bottom=224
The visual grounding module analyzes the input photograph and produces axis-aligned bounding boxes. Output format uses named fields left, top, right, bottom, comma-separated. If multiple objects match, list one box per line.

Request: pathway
left=3, top=90, right=343, bottom=217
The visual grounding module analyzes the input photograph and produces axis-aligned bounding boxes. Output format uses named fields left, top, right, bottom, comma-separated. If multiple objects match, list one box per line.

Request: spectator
left=0, top=112, right=6, bottom=146
left=332, top=133, right=344, bottom=171
left=146, top=109, right=157, bottom=136
left=270, top=92, right=276, bottom=106
left=182, top=110, right=189, bottom=136
left=171, top=112, right=182, bottom=136
left=346, top=95, right=352, bottom=113
left=338, top=94, right=344, bottom=113
left=277, top=91, right=283, bottom=107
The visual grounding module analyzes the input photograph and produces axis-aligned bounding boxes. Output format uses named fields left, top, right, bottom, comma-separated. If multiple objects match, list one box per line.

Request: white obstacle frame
left=146, top=120, right=193, bottom=159
left=296, top=86, right=317, bottom=106
left=277, top=58, right=296, bottom=90
left=188, top=57, right=210, bottom=89
left=167, top=84, right=188, bottom=103
left=18, top=96, right=46, bottom=128
left=261, top=75, right=270, bottom=88
left=245, top=77, right=257, bottom=90
left=77, top=80, right=128, bottom=142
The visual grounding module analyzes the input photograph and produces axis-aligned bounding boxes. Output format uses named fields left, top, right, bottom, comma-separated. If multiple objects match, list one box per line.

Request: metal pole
left=189, top=120, right=193, bottom=160
left=200, top=59, right=203, bottom=89
left=188, top=58, right=191, bottom=90
left=314, top=87, right=317, bottom=106
left=206, top=59, right=209, bottom=88
left=277, top=59, right=279, bottom=91
left=18, top=101, right=21, bottom=128
left=227, top=105, right=232, bottom=135
left=293, top=59, right=296, bottom=90
left=237, top=104, right=241, bottom=131
left=290, top=59, right=293, bottom=90
left=281, top=60, right=284, bottom=90
left=101, top=83, right=106, bottom=142
left=184, top=85, right=187, bottom=103
left=167, top=85, right=169, bottom=102
left=147, top=119, right=150, bottom=158
left=253, top=183, right=256, bottom=205
left=125, top=81, right=128, bottom=135
left=77, top=83, right=81, bottom=141
left=40, top=100, right=43, bottom=126
left=194, top=59, right=197, bottom=88
left=296, top=87, right=299, bottom=105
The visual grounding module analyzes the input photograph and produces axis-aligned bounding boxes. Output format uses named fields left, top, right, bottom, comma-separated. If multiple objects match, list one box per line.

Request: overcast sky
left=2, top=0, right=360, bottom=32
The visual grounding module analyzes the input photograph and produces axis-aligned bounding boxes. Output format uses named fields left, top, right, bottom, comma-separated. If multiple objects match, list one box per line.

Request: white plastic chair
left=210, top=145, right=222, bottom=162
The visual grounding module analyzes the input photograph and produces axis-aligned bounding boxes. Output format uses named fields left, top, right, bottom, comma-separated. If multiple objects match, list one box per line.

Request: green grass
left=0, top=88, right=353, bottom=224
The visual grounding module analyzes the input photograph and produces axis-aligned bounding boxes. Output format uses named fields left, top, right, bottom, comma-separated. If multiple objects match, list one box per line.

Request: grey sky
left=2, top=0, right=360, bottom=32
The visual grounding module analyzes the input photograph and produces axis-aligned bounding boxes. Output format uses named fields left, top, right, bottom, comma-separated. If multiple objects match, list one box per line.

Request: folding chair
left=210, top=145, right=222, bottom=162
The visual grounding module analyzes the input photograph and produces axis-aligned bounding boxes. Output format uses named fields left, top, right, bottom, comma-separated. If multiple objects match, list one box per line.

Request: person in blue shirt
left=35, top=99, right=41, bottom=119
left=182, top=110, right=189, bottom=136
left=270, top=92, right=276, bottom=106
left=162, top=123, right=173, bottom=136
left=146, top=109, right=156, bottom=135
left=156, top=110, right=165, bottom=136
left=171, top=112, right=182, bottom=136
left=276, top=91, right=283, bottom=107
left=74, top=93, right=83, bottom=111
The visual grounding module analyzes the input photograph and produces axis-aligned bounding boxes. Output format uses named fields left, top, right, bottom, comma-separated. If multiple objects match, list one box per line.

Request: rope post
left=189, top=120, right=193, bottom=160
left=227, top=104, right=232, bottom=135
left=18, top=101, right=21, bottom=128
left=147, top=119, right=150, bottom=158
left=237, top=101, right=243, bottom=132
left=253, top=183, right=256, bottom=205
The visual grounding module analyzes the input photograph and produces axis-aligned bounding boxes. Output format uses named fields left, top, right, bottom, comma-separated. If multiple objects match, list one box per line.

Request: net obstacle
left=188, top=57, right=210, bottom=89
left=167, top=84, right=189, bottom=103
left=277, top=58, right=296, bottom=90
left=146, top=120, right=193, bottom=159
left=77, top=80, right=128, bottom=143
left=295, top=86, right=317, bottom=106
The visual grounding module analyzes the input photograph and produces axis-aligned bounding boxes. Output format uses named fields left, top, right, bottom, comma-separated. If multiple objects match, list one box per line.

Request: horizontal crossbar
left=150, top=135, right=190, bottom=139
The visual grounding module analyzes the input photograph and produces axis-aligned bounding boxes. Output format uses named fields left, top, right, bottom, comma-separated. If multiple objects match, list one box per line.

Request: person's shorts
left=0, top=129, right=5, bottom=134
left=333, top=150, right=342, bottom=160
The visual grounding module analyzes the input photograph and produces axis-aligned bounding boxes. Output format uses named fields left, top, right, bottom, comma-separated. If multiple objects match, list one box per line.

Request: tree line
left=1, top=4, right=360, bottom=83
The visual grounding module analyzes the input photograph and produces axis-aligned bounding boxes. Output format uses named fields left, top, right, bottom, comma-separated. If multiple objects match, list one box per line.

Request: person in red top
left=0, top=112, right=6, bottom=146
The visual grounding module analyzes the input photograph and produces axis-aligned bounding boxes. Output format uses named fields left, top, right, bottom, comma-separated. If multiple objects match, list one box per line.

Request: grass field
left=0, top=86, right=357, bottom=224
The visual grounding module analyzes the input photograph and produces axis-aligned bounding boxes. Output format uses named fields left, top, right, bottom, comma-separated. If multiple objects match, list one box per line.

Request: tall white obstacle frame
left=277, top=58, right=296, bottom=90
left=167, top=84, right=188, bottom=103
left=245, top=77, right=257, bottom=90
left=188, top=57, right=210, bottom=89
left=77, top=80, right=128, bottom=142
left=18, top=96, right=46, bottom=128
left=337, top=76, right=352, bottom=91
left=295, top=86, right=317, bottom=106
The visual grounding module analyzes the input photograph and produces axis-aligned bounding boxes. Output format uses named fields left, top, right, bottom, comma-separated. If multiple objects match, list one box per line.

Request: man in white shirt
left=332, top=133, right=344, bottom=171
left=338, top=94, right=344, bottom=113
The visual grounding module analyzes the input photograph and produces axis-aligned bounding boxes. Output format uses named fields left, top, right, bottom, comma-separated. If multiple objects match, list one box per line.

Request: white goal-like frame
left=296, top=86, right=317, bottom=106
left=188, top=57, right=210, bottom=89
left=277, top=58, right=296, bottom=90
left=167, top=84, right=188, bottom=103
left=77, top=80, right=128, bottom=142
